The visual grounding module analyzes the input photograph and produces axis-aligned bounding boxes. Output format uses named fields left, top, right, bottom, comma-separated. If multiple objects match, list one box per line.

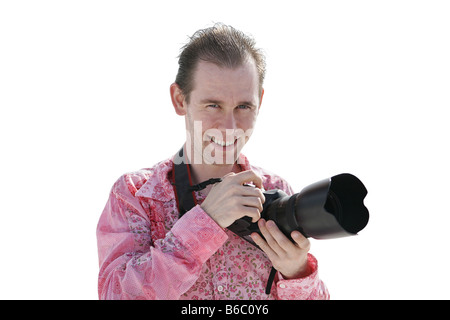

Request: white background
left=1, top=0, right=449, bottom=299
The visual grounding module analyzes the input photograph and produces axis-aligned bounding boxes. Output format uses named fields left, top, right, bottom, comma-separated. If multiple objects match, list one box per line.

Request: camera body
left=227, top=189, right=287, bottom=237
left=227, top=173, right=369, bottom=245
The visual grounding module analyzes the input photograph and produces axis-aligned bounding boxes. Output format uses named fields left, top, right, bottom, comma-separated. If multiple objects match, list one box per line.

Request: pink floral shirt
left=96, top=153, right=329, bottom=300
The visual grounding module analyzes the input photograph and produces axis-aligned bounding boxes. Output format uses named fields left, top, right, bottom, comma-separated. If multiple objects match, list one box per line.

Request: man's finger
left=239, top=185, right=266, bottom=204
left=257, top=219, right=284, bottom=254
left=265, top=220, right=296, bottom=252
left=234, top=170, right=263, bottom=189
left=291, top=231, right=310, bottom=250
left=251, top=231, right=277, bottom=260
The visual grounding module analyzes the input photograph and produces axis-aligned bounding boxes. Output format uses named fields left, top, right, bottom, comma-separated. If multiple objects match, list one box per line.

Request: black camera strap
left=171, top=147, right=222, bottom=216
left=171, top=146, right=277, bottom=295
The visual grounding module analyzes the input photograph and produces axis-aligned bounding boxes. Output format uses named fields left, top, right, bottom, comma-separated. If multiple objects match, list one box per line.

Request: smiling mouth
left=209, top=136, right=237, bottom=147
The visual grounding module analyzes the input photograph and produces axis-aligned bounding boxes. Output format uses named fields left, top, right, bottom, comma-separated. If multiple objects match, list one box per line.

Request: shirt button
left=217, top=285, right=224, bottom=292
left=279, top=283, right=286, bottom=289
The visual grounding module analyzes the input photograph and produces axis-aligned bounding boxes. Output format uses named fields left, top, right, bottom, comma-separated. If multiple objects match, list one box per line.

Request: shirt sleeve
left=274, top=253, right=330, bottom=300
left=96, top=176, right=228, bottom=300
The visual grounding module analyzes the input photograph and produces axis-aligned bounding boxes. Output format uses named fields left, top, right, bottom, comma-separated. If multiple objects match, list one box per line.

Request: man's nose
left=220, top=111, right=237, bottom=130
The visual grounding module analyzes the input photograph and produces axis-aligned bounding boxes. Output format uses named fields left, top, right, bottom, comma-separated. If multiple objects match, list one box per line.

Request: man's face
left=184, top=59, right=262, bottom=165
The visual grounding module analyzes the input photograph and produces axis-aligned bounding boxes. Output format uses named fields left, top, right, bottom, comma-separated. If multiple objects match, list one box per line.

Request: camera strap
left=171, top=146, right=277, bottom=295
left=171, top=146, right=222, bottom=217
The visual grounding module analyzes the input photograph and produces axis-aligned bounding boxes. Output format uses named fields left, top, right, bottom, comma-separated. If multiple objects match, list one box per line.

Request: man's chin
left=201, top=141, right=242, bottom=165
left=202, top=154, right=240, bottom=166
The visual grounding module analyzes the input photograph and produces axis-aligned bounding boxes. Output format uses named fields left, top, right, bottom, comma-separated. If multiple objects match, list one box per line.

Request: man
left=97, top=23, right=329, bottom=299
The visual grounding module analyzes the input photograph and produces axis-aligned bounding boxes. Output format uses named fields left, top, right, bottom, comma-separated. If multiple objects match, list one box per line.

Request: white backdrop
left=1, top=0, right=449, bottom=299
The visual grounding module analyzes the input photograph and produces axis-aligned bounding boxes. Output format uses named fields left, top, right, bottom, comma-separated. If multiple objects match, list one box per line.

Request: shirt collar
left=135, top=152, right=252, bottom=201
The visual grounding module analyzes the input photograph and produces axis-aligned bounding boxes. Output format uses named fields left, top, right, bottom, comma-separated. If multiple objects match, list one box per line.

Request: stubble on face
left=183, top=59, right=262, bottom=167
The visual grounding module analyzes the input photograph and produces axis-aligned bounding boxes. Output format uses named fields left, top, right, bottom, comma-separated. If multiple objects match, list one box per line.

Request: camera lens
left=228, top=173, right=369, bottom=242
left=324, top=190, right=343, bottom=225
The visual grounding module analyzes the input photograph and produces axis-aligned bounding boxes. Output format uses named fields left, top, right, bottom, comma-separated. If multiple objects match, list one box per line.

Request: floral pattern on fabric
left=97, top=153, right=329, bottom=300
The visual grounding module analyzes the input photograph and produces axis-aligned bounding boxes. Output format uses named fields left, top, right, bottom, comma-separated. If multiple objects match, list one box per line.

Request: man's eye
left=207, top=104, right=219, bottom=108
left=237, top=105, right=250, bottom=110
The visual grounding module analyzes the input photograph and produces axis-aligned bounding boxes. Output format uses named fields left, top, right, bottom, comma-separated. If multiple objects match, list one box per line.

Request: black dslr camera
left=228, top=173, right=369, bottom=245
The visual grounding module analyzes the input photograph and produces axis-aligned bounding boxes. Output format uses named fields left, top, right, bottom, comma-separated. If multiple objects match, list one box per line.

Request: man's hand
left=200, top=170, right=266, bottom=228
left=251, top=219, right=311, bottom=279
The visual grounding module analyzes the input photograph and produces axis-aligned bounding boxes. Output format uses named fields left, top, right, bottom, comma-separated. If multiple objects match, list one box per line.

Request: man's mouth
left=209, top=136, right=236, bottom=147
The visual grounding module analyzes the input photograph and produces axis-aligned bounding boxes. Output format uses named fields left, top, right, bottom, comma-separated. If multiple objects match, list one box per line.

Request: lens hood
left=292, top=173, right=369, bottom=239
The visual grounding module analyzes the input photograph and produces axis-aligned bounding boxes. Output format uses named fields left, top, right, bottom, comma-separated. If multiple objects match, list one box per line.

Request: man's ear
left=170, top=83, right=187, bottom=116
left=258, top=88, right=264, bottom=111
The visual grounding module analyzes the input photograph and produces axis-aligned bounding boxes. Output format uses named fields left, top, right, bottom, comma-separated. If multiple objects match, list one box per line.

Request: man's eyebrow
left=239, top=101, right=257, bottom=107
left=200, top=98, right=223, bottom=105
left=200, top=98, right=257, bottom=107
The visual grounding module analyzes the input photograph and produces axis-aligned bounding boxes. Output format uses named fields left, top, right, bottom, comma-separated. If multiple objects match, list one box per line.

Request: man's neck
left=189, top=162, right=241, bottom=185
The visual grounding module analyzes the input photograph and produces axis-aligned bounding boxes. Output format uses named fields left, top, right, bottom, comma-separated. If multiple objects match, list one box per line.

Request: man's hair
left=175, top=23, right=266, bottom=103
